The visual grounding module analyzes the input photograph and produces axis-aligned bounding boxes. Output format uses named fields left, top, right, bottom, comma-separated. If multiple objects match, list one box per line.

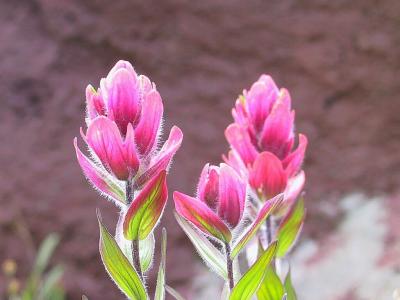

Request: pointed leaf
left=175, top=212, right=227, bottom=279
left=174, top=192, right=232, bottom=242
left=124, top=171, right=168, bottom=240
left=276, top=198, right=305, bottom=257
left=257, top=266, right=284, bottom=300
left=165, top=285, right=186, bottom=300
left=231, top=194, right=283, bottom=258
left=97, top=211, right=147, bottom=300
left=140, top=233, right=155, bottom=273
left=229, top=241, right=278, bottom=300
left=74, top=138, right=126, bottom=206
left=284, top=269, right=297, bottom=300
left=154, top=228, right=167, bottom=300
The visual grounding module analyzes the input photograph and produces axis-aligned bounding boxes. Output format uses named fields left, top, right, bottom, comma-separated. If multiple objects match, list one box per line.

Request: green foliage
left=154, top=229, right=167, bottom=300
left=165, top=285, right=185, bottom=300
left=98, top=212, right=147, bottom=300
left=284, top=270, right=297, bottom=300
left=175, top=212, right=227, bottom=279
left=276, top=198, right=305, bottom=258
left=257, top=266, right=284, bottom=300
left=231, top=195, right=283, bottom=259
left=229, top=241, right=277, bottom=300
left=3, top=233, right=65, bottom=300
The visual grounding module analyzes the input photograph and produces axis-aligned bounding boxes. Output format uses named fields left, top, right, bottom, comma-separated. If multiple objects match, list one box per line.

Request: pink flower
left=173, top=163, right=246, bottom=242
left=225, top=75, right=307, bottom=211
left=75, top=60, right=183, bottom=196
left=86, top=60, right=163, bottom=157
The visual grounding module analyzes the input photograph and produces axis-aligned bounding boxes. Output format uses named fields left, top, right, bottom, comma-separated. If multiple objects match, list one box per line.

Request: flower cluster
left=75, top=62, right=307, bottom=300
left=225, top=75, right=307, bottom=214
left=74, top=60, right=182, bottom=299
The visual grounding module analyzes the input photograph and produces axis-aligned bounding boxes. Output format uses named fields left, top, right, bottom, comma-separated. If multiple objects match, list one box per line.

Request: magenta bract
left=225, top=74, right=307, bottom=211
left=174, top=163, right=246, bottom=241
left=76, top=60, right=182, bottom=191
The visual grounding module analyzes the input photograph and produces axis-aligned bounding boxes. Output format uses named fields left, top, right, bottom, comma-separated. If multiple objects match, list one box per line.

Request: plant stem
left=126, top=179, right=133, bottom=205
left=132, top=239, right=143, bottom=280
left=125, top=179, right=143, bottom=280
left=265, top=216, right=272, bottom=245
left=225, top=242, right=234, bottom=291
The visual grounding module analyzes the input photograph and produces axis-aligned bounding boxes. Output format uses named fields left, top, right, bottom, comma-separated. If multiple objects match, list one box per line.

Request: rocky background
left=0, top=0, right=399, bottom=299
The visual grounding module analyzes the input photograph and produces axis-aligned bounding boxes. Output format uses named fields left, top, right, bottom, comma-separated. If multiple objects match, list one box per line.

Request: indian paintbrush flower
left=224, top=75, right=307, bottom=212
left=173, top=163, right=246, bottom=243
left=74, top=60, right=183, bottom=205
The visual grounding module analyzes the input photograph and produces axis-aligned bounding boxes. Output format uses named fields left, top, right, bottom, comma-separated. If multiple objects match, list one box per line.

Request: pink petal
left=133, top=126, right=183, bottom=189
left=138, top=75, right=153, bottom=97
left=247, top=76, right=279, bottom=133
left=283, top=134, right=308, bottom=178
left=275, top=171, right=305, bottom=217
left=124, top=123, right=140, bottom=177
left=107, top=68, right=141, bottom=135
left=86, top=117, right=129, bottom=180
left=74, top=138, right=126, bottom=205
left=134, top=90, right=163, bottom=156
left=173, top=191, right=231, bottom=242
left=107, top=60, right=137, bottom=79
left=222, top=150, right=248, bottom=179
left=249, top=152, right=288, bottom=200
left=197, top=164, right=220, bottom=210
left=217, top=163, right=246, bottom=228
left=225, top=123, right=258, bottom=167
left=86, top=85, right=106, bottom=120
left=260, top=89, right=294, bottom=159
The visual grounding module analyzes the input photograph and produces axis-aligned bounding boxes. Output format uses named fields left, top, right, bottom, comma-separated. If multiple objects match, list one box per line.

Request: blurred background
left=0, top=0, right=399, bottom=299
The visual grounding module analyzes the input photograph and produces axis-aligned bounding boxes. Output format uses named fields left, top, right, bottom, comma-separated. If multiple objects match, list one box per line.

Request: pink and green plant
left=74, top=61, right=307, bottom=300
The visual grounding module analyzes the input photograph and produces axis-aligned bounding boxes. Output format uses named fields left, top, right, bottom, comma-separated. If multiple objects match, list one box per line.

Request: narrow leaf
left=74, top=138, right=126, bottom=205
left=155, top=228, right=167, bottom=300
left=165, top=285, right=186, bottom=300
left=97, top=211, right=147, bottom=300
left=229, top=241, right=278, bottom=300
left=257, top=266, right=284, bottom=300
left=276, top=198, right=305, bottom=257
left=175, top=212, right=227, bottom=279
left=140, top=233, right=155, bottom=273
left=231, top=194, right=283, bottom=258
left=174, top=191, right=232, bottom=242
left=33, top=233, right=60, bottom=276
left=124, top=171, right=168, bottom=240
left=284, top=269, right=297, bottom=300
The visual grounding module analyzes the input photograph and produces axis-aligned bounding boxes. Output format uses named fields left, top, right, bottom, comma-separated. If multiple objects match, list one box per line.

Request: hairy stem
left=265, top=216, right=273, bottom=245
left=225, top=242, right=234, bottom=291
left=125, top=179, right=143, bottom=280
left=125, top=179, right=133, bottom=205
left=132, top=239, right=143, bottom=280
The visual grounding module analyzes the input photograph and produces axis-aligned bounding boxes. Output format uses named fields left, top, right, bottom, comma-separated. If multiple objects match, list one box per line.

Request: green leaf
left=284, top=269, right=297, bottom=300
left=34, top=233, right=60, bottom=276
left=124, top=171, right=168, bottom=241
left=175, top=212, right=227, bottom=279
left=140, top=233, right=155, bottom=273
left=97, top=211, right=147, bottom=300
left=155, top=228, right=167, bottom=300
left=276, top=198, right=305, bottom=258
left=38, top=265, right=64, bottom=300
left=165, top=285, right=186, bottom=300
left=231, top=194, right=283, bottom=258
left=257, top=266, right=284, bottom=300
left=229, top=241, right=278, bottom=300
